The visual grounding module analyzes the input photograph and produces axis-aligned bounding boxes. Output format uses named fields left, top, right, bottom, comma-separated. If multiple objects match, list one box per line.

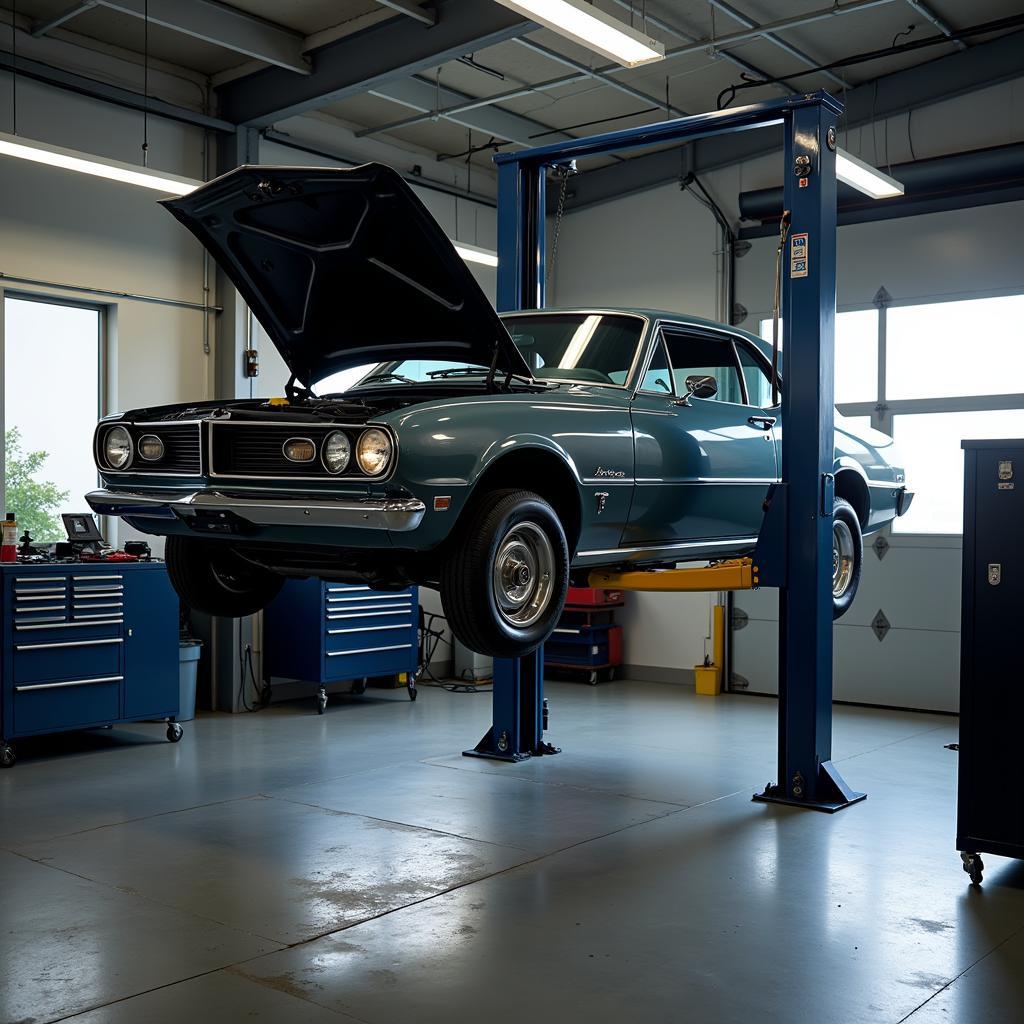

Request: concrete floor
left=0, top=680, right=1020, bottom=1024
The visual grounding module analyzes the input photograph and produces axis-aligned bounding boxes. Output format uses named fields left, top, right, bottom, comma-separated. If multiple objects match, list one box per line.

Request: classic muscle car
left=87, top=163, right=912, bottom=658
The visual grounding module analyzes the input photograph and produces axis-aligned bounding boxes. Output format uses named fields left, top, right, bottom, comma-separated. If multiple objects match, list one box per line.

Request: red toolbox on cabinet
left=565, top=586, right=623, bottom=606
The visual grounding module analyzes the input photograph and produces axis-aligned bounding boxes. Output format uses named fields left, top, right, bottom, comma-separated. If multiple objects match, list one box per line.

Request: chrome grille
left=99, top=422, right=202, bottom=475
left=209, top=422, right=370, bottom=479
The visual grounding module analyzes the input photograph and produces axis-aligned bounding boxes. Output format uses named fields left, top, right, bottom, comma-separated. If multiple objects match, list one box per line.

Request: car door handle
left=748, top=415, right=777, bottom=430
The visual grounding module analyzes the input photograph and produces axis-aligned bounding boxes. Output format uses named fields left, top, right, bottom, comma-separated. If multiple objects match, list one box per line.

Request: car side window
left=638, top=339, right=673, bottom=394
left=735, top=341, right=777, bottom=408
left=662, top=330, right=745, bottom=403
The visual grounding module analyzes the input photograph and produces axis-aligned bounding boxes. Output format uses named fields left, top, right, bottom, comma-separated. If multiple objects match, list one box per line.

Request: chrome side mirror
left=685, top=374, right=718, bottom=399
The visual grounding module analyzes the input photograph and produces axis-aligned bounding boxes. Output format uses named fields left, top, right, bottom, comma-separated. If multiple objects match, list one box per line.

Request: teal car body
left=87, top=163, right=909, bottom=603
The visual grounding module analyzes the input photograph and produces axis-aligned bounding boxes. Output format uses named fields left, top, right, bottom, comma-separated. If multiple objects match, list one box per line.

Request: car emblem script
left=594, top=466, right=625, bottom=478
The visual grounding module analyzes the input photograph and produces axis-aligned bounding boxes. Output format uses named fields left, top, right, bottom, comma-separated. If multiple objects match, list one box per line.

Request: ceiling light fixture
left=453, top=241, right=499, bottom=267
left=493, top=0, right=665, bottom=68
left=835, top=147, right=904, bottom=199
left=0, top=131, right=199, bottom=194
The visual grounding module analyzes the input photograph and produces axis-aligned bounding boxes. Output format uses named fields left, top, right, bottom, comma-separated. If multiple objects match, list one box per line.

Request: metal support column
left=464, top=647, right=559, bottom=762
left=753, top=99, right=864, bottom=811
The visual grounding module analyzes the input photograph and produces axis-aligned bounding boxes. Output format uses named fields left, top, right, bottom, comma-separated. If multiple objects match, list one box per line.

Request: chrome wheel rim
left=492, top=522, right=555, bottom=628
left=832, top=519, right=855, bottom=598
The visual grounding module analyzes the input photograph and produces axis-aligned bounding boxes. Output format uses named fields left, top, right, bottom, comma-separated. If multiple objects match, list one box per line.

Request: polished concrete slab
left=1, top=680, right=1018, bottom=1023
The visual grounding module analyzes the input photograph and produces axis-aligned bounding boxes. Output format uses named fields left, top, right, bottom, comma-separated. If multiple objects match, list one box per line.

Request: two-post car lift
left=465, top=91, right=864, bottom=813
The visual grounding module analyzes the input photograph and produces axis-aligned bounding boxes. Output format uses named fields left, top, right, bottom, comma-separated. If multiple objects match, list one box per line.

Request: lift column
left=753, top=96, right=864, bottom=811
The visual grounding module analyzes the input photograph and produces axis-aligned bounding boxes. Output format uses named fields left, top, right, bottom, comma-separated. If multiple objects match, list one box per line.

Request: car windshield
left=335, top=312, right=645, bottom=391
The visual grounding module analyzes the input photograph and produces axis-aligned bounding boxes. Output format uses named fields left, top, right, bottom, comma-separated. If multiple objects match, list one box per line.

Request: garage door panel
left=834, top=625, right=960, bottom=713
left=730, top=615, right=779, bottom=695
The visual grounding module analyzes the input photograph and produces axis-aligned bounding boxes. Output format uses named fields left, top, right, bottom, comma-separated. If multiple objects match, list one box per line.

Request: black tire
left=832, top=498, right=863, bottom=620
left=166, top=722, right=183, bottom=743
left=165, top=536, right=283, bottom=618
left=440, top=488, right=569, bottom=659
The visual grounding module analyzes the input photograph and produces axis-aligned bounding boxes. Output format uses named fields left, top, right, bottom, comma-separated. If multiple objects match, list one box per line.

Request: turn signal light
left=283, top=438, right=316, bottom=463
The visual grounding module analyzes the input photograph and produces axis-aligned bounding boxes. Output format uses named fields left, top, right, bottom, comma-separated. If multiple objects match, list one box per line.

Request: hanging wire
left=142, top=0, right=149, bottom=166
left=10, top=0, right=16, bottom=135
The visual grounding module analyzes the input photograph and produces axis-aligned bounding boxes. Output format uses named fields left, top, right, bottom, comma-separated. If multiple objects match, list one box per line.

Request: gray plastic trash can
left=178, top=642, right=202, bottom=722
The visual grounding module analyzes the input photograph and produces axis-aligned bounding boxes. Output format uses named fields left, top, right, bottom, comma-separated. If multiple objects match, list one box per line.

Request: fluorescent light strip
left=835, top=147, right=904, bottom=200
left=0, top=131, right=199, bottom=196
left=453, top=241, right=499, bottom=267
left=494, top=0, right=665, bottom=68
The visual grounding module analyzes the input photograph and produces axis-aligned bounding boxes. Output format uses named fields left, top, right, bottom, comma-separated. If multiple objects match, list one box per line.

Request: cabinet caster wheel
left=350, top=679, right=367, bottom=696
left=317, top=692, right=328, bottom=715
left=961, top=852, right=984, bottom=885
left=0, top=744, right=15, bottom=768
left=408, top=686, right=418, bottom=701
left=166, top=723, right=183, bottom=743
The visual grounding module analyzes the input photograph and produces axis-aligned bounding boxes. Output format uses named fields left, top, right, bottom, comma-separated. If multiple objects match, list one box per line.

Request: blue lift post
left=472, top=92, right=863, bottom=810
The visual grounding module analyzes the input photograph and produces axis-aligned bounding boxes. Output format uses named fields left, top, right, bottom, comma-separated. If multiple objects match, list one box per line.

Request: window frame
left=0, top=288, right=109, bottom=525
left=760, top=286, right=1024, bottom=538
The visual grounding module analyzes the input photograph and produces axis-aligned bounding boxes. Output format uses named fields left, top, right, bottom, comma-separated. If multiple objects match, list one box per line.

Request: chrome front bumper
left=86, top=489, right=426, bottom=532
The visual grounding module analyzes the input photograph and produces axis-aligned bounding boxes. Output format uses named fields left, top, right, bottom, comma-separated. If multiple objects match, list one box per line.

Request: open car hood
left=162, top=163, right=530, bottom=386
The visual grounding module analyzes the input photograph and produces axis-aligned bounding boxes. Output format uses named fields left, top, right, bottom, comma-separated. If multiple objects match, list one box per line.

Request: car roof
left=500, top=306, right=770, bottom=356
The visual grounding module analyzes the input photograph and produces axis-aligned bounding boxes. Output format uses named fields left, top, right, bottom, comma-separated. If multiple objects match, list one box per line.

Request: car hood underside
left=163, top=163, right=531, bottom=386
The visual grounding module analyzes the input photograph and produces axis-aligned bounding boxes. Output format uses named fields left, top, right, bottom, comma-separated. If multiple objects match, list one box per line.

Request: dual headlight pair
left=282, top=429, right=391, bottom=476
left=102, top=425, right=392, bottom=476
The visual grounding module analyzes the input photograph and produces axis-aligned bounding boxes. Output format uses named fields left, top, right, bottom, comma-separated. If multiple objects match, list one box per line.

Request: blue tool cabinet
left=264, top=579, right=420, bottom=711
left=0, top=562, right=181, bottom=767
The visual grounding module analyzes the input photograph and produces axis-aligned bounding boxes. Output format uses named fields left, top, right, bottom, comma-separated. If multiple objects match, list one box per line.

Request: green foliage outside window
left=4, top=428, right=69, bottom=541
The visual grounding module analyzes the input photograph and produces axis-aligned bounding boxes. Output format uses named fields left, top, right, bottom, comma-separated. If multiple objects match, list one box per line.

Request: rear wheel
left=832, top=498, right=863, bottom=619
left=440, top=489, right=569, bottom=658
left=165, top=536, right=283, bottom=617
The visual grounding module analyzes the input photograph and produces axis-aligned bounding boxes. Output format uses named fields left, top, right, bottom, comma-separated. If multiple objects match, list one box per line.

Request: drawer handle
left=16, top=675, right=123, bottom=692
left=72, top=575, right=123, bottom=581
left=327, top=643, right=412, bottom=657
left=14, top=576, right=66, bottom=583
left=326, top=603, right=411, bottom=613
left=74, top=589, right=124, bottom=596
left=15, top=615, right=66, bottom=624
left=75, top=612, right=125, bottom=620
left=16, top=637, right=123, bottom=651
left=15, top=604, right=67, bottom=613
left=327, top=609, right=411, bottom=621
left=327, top=585, right=371, bottom=592
left=15, top=592, right=67, bottom=600
left=73, top=602, right=123, bottom=609
left=16, top=619, right=122, bottom=631
left=328, top=623, right=412, bottom=635
left=327, top=593, right=413, bottom=603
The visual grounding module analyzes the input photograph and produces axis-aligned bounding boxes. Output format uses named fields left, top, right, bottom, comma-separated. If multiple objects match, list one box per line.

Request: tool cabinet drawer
left=11, top=617, right=123, bottom=643
left=14, top=675, right=122, bottom=734
left=325, top=620, right=416, bottom=652
left=13, top=636, right=123, bottom=684
left=322, top=641, right=416, bottom=681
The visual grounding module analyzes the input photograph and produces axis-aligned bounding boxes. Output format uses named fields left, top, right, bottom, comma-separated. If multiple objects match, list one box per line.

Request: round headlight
left=322, top=431, right=351, bottom=474
left=104, top=426, right=133, bottom=469
left=138, top=434, right=165, bottom=461
left=356, top=428, right=392, bottom=476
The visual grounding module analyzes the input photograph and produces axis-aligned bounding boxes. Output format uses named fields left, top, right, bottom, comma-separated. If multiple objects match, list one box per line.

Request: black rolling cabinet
left=957, top=439, right=1024, bottom=884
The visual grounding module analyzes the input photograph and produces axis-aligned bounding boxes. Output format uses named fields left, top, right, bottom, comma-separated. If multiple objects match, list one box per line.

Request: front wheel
left=832, top=498, right=863, bottom=619
left=440, top=489, right=569, bottom=659
left=165, top=536, right=283, bottom=618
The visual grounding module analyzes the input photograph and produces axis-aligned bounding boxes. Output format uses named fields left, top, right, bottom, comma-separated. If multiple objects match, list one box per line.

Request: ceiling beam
left=705, top=0, right=845, bottom=88
left=365, top=76, right=574, bottom=148
left=566, top=29, right=1024, bottom=209
left=606, top=0, right=797, bottom=94
left=904, top=0, right=966, bottom=51
left=216, top=0, right=529, bottom=127
left=31, top=1, right=96, bottom=38
left=90, top=0, right=310, bottom=74
left=0, top=46, right=233, bottom=132
left=374, top=0, right=436, bottom=26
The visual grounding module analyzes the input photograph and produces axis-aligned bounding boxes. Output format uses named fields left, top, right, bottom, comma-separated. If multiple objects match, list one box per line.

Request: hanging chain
left=546, top=166, right=570, bottom=289
left=770, top=210, right=791, bottom=408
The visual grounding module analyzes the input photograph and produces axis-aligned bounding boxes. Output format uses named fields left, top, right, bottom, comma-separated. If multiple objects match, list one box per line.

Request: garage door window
left=3, top=296, right=102, bottom=540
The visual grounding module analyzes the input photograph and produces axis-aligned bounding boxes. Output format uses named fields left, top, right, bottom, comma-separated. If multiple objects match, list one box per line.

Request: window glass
left=887, top=295, right=1024, bottom=400
left=639, top=340, right=672, bottom=394
left=4, top=297, right=101, bottom=540
left=759, top=308, right=878, bottom=404
left=736, top=342, right=775, bottom=407
left=503, top=313, right=643, bottom=385
left=893, top=409, right=1024, bottom=533
left=663, top=332, right=743, bottom=403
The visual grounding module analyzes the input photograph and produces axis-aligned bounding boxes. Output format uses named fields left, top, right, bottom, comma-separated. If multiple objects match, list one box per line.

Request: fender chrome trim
left=86, top=489, right=426, bottom=532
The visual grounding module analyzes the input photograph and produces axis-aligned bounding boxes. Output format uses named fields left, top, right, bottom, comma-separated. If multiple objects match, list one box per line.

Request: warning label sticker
left=790, top=232, right=808, bottom=278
